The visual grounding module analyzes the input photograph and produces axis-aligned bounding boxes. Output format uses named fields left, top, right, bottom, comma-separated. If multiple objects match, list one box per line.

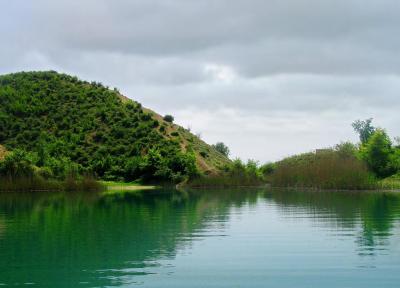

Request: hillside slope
left=0, top=71, right=229, bottom=182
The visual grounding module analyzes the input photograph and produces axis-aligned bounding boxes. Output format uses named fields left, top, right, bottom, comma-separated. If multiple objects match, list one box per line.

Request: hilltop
left=0, top=71, right=229, bottom=183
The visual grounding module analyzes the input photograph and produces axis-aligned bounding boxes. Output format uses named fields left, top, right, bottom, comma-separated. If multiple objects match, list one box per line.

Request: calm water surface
left=0, top=188, right=399, bottom=287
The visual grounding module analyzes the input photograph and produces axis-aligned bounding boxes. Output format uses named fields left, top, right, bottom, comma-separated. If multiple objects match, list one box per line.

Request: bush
left=0, top=149, right=35, bottom=178
left=260, top=162, right=275, bottom=176
left=212, top=142, right=230, bottom=157
left=163, top=115, right=174, bottom=123
left=359, top=129, right=395, bottom=178
left=200, top=151, right=208, bottom=158
left=188, top=159, right=264, bottom=188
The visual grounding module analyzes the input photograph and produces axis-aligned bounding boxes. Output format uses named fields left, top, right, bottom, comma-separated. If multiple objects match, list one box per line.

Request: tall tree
left=352, top=118, right=375, bottom=144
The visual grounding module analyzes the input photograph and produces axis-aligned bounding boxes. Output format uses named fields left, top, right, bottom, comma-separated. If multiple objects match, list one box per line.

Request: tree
left=359, top=129, right=395, bottom=178
left=163, top=115, right=174, bottom=123
left=352, top=118, right=375, bottom=144
left=394, top=137, right=400, bottom=148
left=212, top=142, right=230, bottom=157
left=335, top=142, right=357, bottom=158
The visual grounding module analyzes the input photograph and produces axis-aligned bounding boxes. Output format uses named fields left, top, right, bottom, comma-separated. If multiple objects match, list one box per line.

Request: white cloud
left=204, top=64, right=237, bottom=83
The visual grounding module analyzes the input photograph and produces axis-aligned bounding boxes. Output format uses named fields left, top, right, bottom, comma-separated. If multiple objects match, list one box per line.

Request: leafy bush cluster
left=0, top=71, right=198, bottom=183
left=188, top=159, right=265, bottom=187
left=348, top=118, right=400, bottom=179
left=212, top=142, right=230, bottom=157
left=357, top=128, right=400, bottom=178
left=0, top=148, right=102, bottom=191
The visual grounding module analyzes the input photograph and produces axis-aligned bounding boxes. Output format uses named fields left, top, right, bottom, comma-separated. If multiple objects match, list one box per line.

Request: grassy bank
left=101, top=181, right=158, bottom=192
left=0, top=176, right=103, bottom=192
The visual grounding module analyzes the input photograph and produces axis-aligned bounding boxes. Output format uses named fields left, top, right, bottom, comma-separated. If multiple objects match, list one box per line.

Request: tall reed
left=270, top=150, right=376, bottom=190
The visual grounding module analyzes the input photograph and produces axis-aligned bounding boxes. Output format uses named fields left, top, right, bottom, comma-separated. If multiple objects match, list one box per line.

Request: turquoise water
left=0, top=189, right=399, bottom=287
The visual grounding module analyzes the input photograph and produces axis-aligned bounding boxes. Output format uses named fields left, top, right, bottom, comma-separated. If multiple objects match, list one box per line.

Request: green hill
left=0, top=71, right=229, bottom=182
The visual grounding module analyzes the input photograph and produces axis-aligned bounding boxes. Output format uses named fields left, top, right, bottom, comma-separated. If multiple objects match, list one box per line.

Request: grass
left=101, top=181, right=158, bottom=192
left=101, top=181, right=142, bottom=187
left=378, top=175, right=400, bottom=190
left=0, top=176, right=104, bottom=192
left=270, top=150, right=377, bottom=190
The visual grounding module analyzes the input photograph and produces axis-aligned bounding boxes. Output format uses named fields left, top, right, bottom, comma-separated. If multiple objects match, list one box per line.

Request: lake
left=0, top=188, right=399, bottom=287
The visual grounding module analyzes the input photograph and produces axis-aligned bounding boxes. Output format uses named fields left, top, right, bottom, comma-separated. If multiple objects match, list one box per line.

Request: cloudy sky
left=1, top=0, right=400, bottom=162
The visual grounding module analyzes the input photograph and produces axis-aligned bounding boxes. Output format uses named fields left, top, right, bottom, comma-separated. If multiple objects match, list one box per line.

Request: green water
left=0, top=189, right=399, bottom=287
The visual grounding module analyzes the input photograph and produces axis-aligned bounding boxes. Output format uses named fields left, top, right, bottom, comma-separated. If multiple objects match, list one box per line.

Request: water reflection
left=265, top=189, right=400, bottom=257
left=0, top=188, right=399, bottom=287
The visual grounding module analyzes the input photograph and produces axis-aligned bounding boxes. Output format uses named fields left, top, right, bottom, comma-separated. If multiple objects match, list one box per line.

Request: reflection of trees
left=265, top=189, right=400, bottom=255
left=0, top=189, right=259, bottom=287
left=0, top=217, right=5, bottom=238
left=0, top=189, right=399, bottom=286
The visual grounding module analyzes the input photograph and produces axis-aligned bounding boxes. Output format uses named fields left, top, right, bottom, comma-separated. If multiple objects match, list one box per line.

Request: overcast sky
left=1, top=0, right=400, bottom=162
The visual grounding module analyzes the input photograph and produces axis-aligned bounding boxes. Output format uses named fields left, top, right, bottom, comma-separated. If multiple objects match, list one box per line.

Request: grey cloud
left=1, top=0, right=400, bottom=160
left=4, top=0, right=400, bottom=76
left=124, top=75, right=400, bottom=114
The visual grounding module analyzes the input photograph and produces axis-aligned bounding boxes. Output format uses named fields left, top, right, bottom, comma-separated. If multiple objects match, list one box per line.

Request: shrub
left=188, top=159, right=264, bottom=188
left=212, top=142, right=230, bottom=157
left=200, top=151, right=208, bottom=158
left=0, top=149, right=35, bottom=178
left=359, top=129, right=395, bottom=178
left=163, top=115, right=174, bottom=123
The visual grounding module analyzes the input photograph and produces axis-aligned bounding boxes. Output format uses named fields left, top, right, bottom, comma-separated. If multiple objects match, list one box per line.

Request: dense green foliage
left=0, top=71, right=200, bottom=183
left=359, top=129, right=395, bottom=178
left=0, top=148, right=102, bottom=191
left=353, top=120, right=400, bottom=179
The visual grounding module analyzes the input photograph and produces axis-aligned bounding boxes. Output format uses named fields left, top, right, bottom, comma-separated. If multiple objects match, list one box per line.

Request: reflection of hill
left=265, top=189, right=400, bottom=254
left=0, top=189, right=399, bottom=286
left=0, top=189, right=259, bottom=287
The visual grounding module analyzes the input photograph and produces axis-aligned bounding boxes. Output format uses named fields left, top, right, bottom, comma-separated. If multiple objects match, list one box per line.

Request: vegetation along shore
left=1, top=71, right=400, bottom=191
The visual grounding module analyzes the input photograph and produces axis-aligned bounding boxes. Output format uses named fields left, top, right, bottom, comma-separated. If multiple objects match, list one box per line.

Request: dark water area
left=0, top=188, right=399, bottom=287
